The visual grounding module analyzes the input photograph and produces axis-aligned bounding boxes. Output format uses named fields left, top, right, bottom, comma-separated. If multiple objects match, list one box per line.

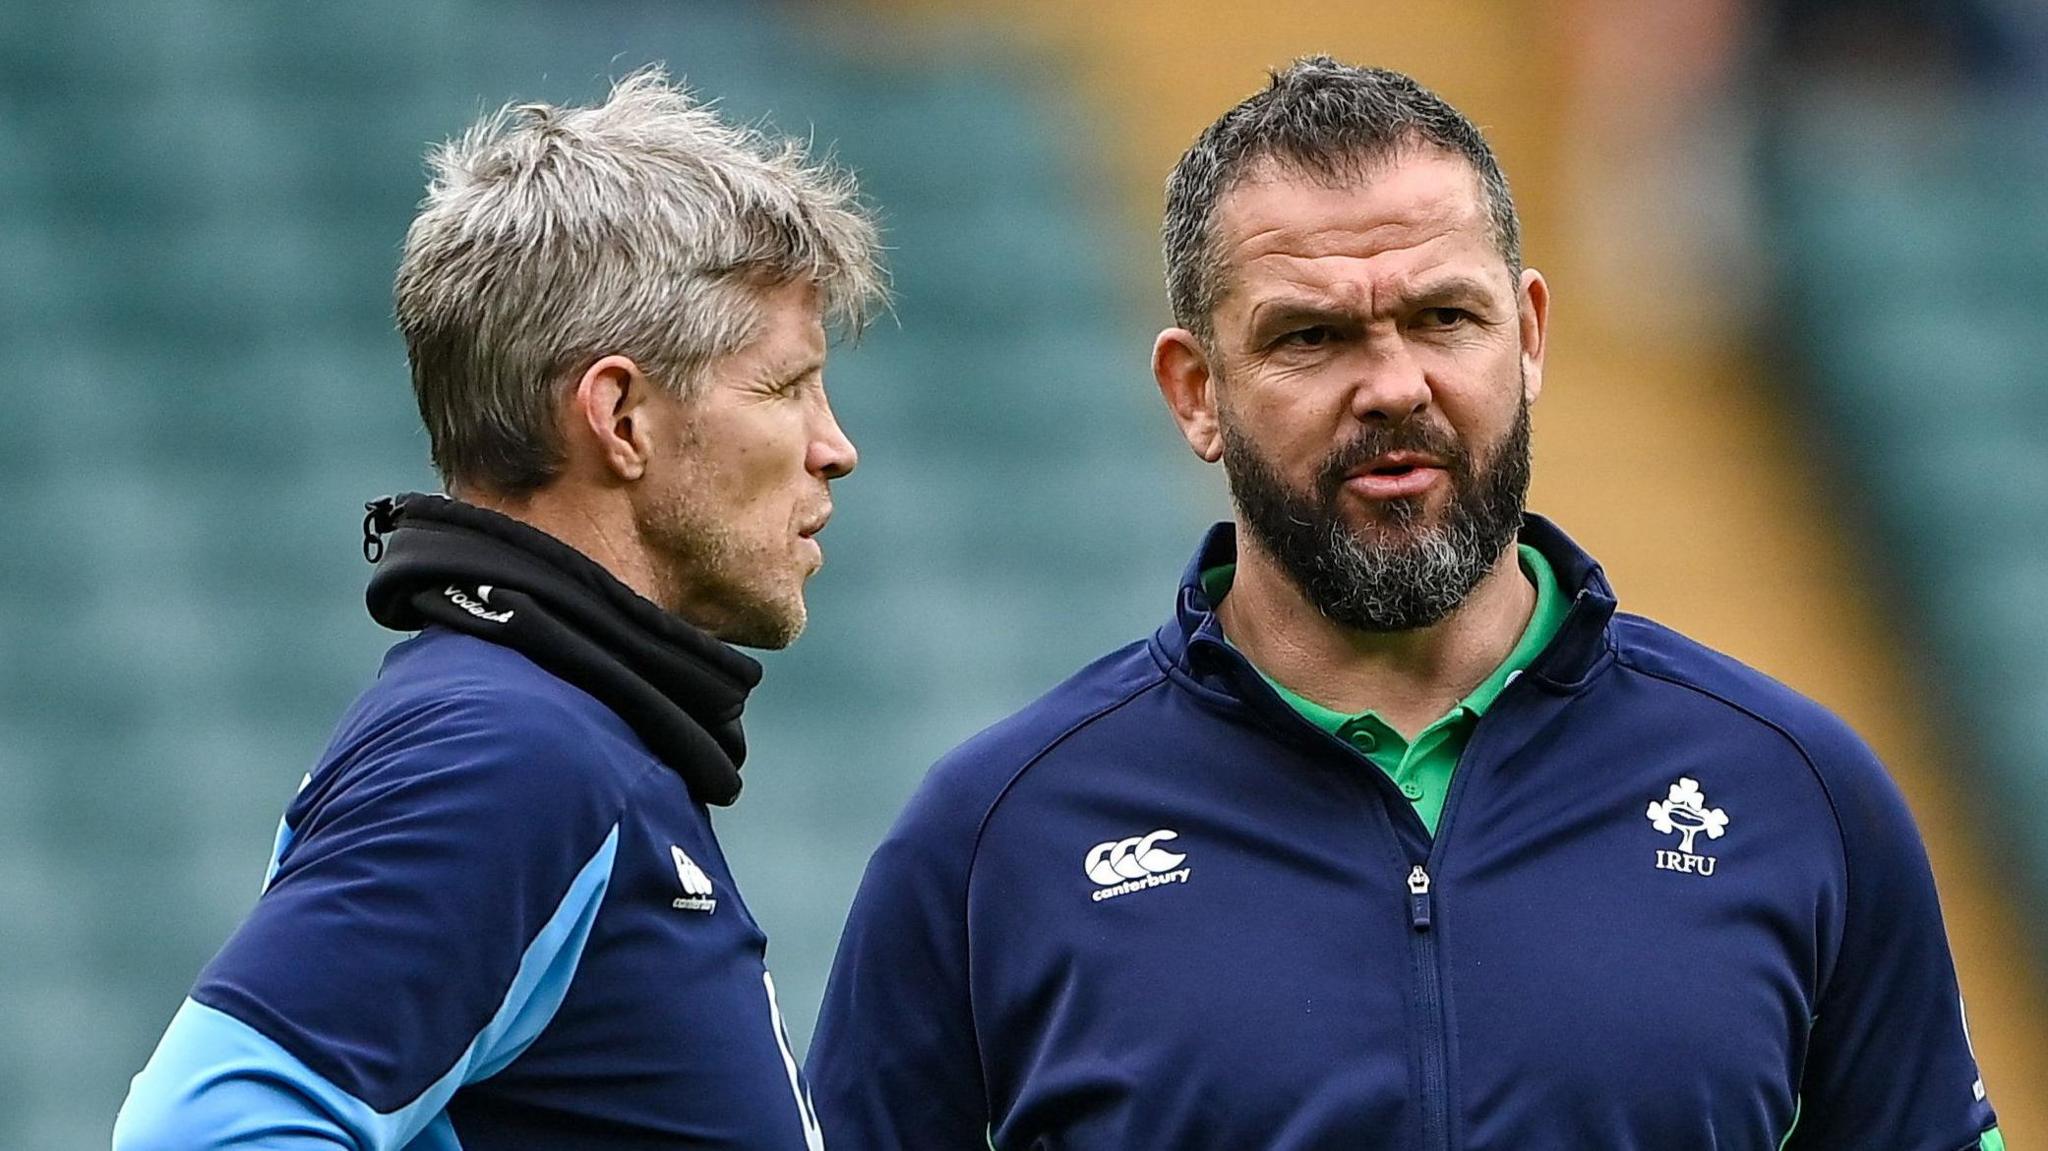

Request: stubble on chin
left=634, top=491, right=807, bottom=649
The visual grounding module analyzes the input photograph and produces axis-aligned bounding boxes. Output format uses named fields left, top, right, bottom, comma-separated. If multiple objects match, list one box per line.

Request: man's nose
left=809, top=399, right=857, bottom=480
left=1349, top=338, right=1432, bottom=424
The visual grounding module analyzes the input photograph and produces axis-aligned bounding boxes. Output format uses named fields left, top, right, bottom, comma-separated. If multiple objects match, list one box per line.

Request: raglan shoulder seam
left=962, top=667, right=1173, bottom=899
left=939, top=664, right=1168, bottom=1122
left=1612, top=650, right=1854, bottom=994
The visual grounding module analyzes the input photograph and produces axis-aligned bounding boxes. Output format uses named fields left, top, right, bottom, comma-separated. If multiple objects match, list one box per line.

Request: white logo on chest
left=1084, top=829, right=1191, bottom=902
left=670, top=845, right=717, bottom=912
left=1646, top=777, right=1729, bottom=877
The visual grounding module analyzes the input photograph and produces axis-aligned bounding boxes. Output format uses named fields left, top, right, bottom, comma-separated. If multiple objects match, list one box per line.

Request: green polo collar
left=1200, top=543, right=1568, bottom=834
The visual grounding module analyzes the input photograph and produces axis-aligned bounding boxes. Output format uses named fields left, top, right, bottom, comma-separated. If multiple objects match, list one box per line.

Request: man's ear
left=1517, top=267, right=1550, bottom=407
left=1153, top=328, right=1225, bottom=463
left=569, top=355, right=660, bottom=482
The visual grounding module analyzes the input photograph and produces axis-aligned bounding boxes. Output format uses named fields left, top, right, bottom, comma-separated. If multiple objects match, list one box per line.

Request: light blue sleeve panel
left=112, top=823, right=619, bottom=1151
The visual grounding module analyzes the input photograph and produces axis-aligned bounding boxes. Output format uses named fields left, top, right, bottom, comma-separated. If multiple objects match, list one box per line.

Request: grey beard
left=1221, top=397, right=1532, bottom=633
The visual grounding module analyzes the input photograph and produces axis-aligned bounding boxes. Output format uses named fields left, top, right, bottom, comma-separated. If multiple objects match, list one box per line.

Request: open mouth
left=1344, top=455, right=1446, bottom=500
left=1357, top=451, right=1444, bottom=476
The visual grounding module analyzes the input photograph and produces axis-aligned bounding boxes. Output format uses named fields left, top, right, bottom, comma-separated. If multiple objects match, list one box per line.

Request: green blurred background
left=2, top=0, right=2042, bottom=1145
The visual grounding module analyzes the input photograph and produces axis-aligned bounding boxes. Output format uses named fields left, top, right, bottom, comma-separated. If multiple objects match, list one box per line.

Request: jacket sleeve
left=1784, top=726, right=2001, bottom=1151
left=809, top=765, right=991, bottom=1150
left=113, top=691, right=625, bottom=1151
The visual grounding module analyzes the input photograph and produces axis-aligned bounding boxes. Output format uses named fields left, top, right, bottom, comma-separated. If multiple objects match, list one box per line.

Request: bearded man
left=115, top=69, right=880, bottom=1150
left=808, top=58, right=2001, bottom=1151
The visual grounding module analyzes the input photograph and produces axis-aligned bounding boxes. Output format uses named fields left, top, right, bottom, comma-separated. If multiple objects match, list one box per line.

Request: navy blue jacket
left=811, top=519, right=2000, bottom=1150
left=114, top=627, right=824, bottom=1150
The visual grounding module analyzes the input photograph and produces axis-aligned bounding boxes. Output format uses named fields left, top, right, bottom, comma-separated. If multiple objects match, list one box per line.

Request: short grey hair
left=395, top=66, right=886, bottom=495
left=1162, top=56, right=1520, bottom=340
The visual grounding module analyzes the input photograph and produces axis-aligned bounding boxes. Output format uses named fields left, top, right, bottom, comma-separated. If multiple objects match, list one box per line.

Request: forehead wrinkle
left=1242, top=236, right=1489, bottom=328
left=1244, top=265, right=1374, bottom=329
left=1213, top=184, right=1486, bottom=323
left=1218, top=158, right=1480, bottom=254
left=1233, top=207, right=1468, bottom=275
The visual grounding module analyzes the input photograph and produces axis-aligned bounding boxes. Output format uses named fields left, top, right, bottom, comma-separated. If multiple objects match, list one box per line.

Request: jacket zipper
left=1229, top=639, right=1553, bottom=1151
left=1408, top=864, right=1449, bottom=1151
left=1402, top=667, right=1541, bottom=1151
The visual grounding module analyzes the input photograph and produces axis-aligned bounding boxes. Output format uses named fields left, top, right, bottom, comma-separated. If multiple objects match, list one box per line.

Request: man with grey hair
left=115, top=68, right=881, bottom=1150
left=811, top=57, right=2000, bottom=1149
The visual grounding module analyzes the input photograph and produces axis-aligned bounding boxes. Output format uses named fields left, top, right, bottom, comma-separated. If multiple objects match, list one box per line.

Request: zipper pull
left=1407, top=865, right=1433, bottom=931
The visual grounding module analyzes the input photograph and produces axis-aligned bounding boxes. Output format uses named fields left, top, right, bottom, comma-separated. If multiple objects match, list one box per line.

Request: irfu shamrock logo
left=1646, top=777, right=1730, bottom=855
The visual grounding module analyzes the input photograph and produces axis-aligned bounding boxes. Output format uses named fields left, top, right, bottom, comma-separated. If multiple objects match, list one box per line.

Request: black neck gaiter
left=362, top=493, right=762, bottom=806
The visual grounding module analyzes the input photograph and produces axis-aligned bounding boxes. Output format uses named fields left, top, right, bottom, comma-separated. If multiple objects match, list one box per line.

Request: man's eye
left=1280, top=326, right=1335, bottom=348
left=1416, top=308, right=1470, bottom=328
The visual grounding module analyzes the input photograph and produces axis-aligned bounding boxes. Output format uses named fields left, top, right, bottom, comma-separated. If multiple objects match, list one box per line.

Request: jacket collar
left=1160, top=513, right=1618, bottom=694
left=362, top=493, right=762, bottom=806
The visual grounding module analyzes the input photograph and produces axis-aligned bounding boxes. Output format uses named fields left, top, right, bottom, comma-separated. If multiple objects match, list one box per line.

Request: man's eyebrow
left=1247, top=276, right=1505, bottom=330
left=1246, top=297, right=1361, bottom=331
left=1399, top=276, right=1500, bottom=308
left=774, top=355, right=826, bottom=381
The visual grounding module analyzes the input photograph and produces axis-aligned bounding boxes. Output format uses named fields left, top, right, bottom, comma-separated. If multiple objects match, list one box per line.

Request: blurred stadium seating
left=1761, top=25, right=2048, bottom=912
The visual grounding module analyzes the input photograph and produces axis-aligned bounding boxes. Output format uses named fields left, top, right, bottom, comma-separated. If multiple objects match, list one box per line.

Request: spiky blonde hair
left=395, top=67, right=886, bottom=493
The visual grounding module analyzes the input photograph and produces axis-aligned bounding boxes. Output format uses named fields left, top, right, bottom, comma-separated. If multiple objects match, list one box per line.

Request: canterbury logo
left=1084, top=829, right=1192, bottom=902
left=670, top=845, right=717, bottom=913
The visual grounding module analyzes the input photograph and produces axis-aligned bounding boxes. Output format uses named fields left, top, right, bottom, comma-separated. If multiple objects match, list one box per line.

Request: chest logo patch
left=670, top=845, right=718, bottom=913
left=1084, top=829, right=1191, bottom=902
left=1646, top=777, right=1729, bottom=876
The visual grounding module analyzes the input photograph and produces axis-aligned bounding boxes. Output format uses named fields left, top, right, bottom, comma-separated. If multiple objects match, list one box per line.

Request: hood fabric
left=362, top=492, right=762, bottom=805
